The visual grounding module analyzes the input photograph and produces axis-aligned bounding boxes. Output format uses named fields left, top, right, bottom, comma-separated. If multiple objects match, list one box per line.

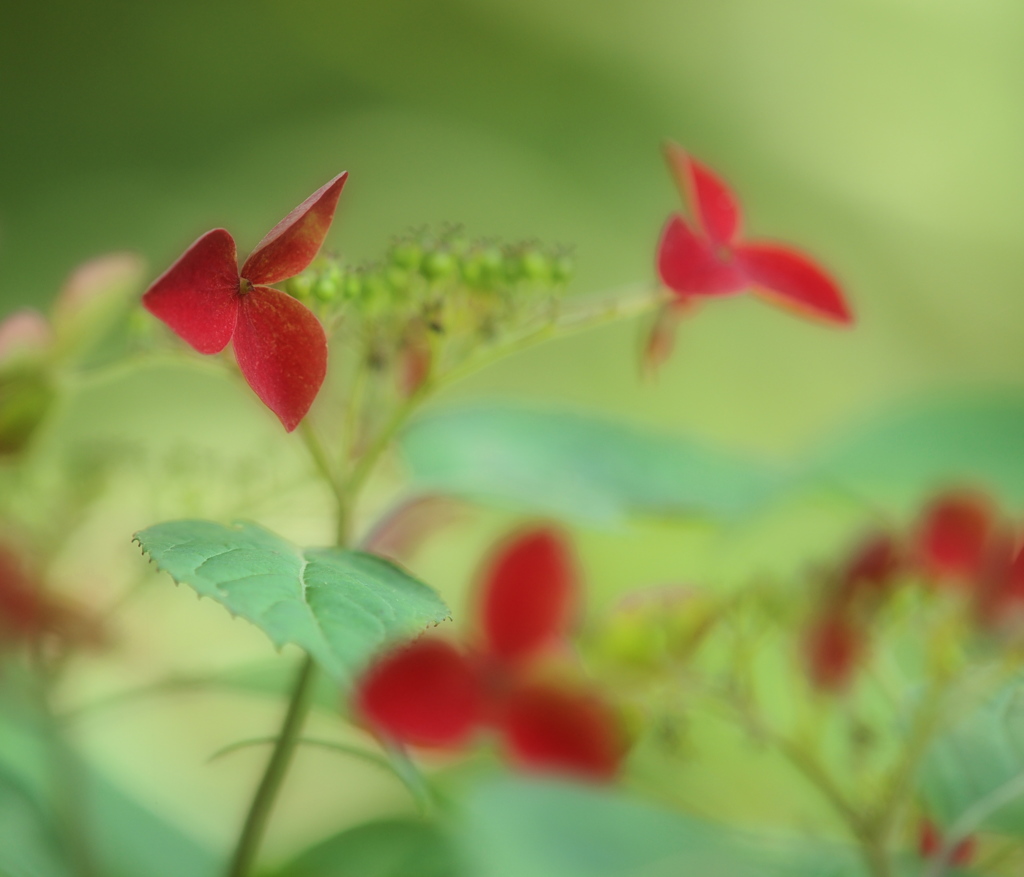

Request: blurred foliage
left=3, top=1, right=1024, bottom=874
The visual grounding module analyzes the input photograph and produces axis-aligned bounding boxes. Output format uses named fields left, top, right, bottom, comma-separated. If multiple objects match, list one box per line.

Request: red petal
left=802, top=613, right=863, bottom=693
left=837, top=532, right=901, bottom=603
left=641, top=297, right=698, bottom=378
left=656, top=215, right=747, bottom=297
left=663, top=142, right=742, bottom=244
left=498, top=681, right=626, bottom=781
left=918, top=820, right=942, bottom=859
left=232, top=286, right=328, bottom=431
left=733, top=243, right=853, bottom=325
left=355, top=638, right=483, bottom=749
left=478, top=527, right=578, bottom=663
left=142, top=229, right=240, bottom=354
left=915, top=490, right=994, bottom=584
left=241, top=173, right=348, bottom=285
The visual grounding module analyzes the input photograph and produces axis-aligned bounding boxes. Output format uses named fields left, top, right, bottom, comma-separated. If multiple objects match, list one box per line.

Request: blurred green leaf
left=456, top=776, right=867, bottom=877
left=399, top=404, right=779, bottom=525
left=0, top=696, right=219, bottom=877
left=134, top=519, right=451, bottom=685
left=810, top=394, right=1024, bottom=509
left=919, top=677, right=1024, bottom=838
left=272, top=817, right=462, bottom=877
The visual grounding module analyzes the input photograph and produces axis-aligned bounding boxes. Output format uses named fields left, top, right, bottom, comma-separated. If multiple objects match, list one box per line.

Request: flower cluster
left=354, top=526, right=626, bottom=781
left=142, top=173, right=346, bottom=431
left=917, top=817, right=976, bottom=868
left=802, top=488, right=1024, bottom=692
left=647, top=142, right=853, bottom=371
left=284, top=226, right=574, bottom=401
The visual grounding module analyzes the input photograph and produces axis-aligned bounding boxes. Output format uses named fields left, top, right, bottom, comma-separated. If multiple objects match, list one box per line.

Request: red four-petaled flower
left=142, top=173, right=347, bottom=431
left=355, top=526, right=626, bottom=781
left=656, top=142, right=853, bottom=324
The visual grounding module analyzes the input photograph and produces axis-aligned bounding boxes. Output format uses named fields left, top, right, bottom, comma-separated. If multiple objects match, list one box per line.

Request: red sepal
left=656, top=215, right=747, bottom=297
left=232, top=286, right=328, bottom=432
left=838, top=532, right=901, bottom=603
left=802, top=613, right=863, bottom=693
left=355, top=637, right=483, bottom=749
left=478, top=527, right=578, bottom=663
left=734, top=243, right=852, bottom=325
left=241, top=173, right=348, bottom=285
left=916, top=491, right=993, bottom=584
left=498, top=681, right=625, bottom=781
left=142, top=229, right=240, bottom=354
left=641, top=297, right=697, bottom=378
left=663, top=143, right=742, bottom=245
left=918, top=819, right=975, bottom=867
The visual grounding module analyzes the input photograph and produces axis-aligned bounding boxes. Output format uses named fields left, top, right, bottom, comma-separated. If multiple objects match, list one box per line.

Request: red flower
left=655, top=142, right=852, bottom=325
left=801, top=612, right=864, bottom=693
left=143, top=173, right=347, bottom=431
left=918, top=818, right=975, bottom=867
left=915, top=490, right=994, bottom=585
left=355, top=526, right=626, bottom=781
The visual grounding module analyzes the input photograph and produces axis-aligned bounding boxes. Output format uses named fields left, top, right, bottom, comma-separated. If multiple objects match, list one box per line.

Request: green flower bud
left=421, top=250, right=457, bottom=282
left=390, top=241, right=422, bottom=271
left=385, top=266, right=411, bottom=294
left=520, top=248, right=551, bottom=283
left=341, top=272, right=363, bottom=301
left=552, top=253, right=575, bottom=284
left=312, top=275, right=339, bottom=302
left=285, top=274, right=313, bottom=300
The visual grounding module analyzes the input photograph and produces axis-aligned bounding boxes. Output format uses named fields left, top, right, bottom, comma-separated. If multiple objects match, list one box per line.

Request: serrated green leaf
left=272, top=817, right=462, bottom=877
left=810, top=393, right=1024, bottom=509
left=134, top=519, right=450, bottom=685
left=919, top=678, right=1024, bottom=838
left=400, top=404, right=779, bottom=525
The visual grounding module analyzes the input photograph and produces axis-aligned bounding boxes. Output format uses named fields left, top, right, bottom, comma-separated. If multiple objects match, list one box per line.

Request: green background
left=5, top=0, right=1023, bottom=452
left=3, top=0, right=1023, bottom=867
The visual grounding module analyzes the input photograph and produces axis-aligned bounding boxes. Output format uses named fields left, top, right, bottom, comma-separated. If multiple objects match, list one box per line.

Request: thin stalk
left=225, top=655, right=318, bottom=877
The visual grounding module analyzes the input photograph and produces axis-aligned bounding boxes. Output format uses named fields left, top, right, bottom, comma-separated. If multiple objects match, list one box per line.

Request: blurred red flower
left=655, top=142, right=853, bottom=324
left=917, top=818, right=975, bottom=867
left=355, top=526, right=626, bottom=781
left=143, top=173, right=347, bottom=431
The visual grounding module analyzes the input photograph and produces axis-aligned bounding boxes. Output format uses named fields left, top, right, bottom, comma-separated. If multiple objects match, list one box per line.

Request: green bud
left=385, top=266, right=411, bottom=293
left=312, top=275, right=338, bottom=302
left=341, top=272, right=363, bottom=301
left=520, top=248, right=551, bottom=283
left=390, top=241, right=422, bottom=271
left=503, top=251, right=524, bottom=283
left=421, top=250, right=457, bottom=282
left=285, top=274, right=313, bottom=300
left=551, top=253, right=575, bottom=284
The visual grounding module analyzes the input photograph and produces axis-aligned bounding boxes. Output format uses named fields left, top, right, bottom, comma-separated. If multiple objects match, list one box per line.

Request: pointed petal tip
left=661, top=142, right=742, bottom=244
left=735, top=242, right=853, bottom=326
left=240, top=172, right=349, bottom=286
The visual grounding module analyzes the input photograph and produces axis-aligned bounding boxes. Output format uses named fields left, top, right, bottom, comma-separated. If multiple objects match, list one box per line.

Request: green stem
left=225, top=655, right=318, bottom=877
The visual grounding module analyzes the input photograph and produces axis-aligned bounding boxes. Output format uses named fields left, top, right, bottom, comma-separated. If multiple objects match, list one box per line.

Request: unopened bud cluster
left=282, top=226, right=575, bottom=395
left=286, top=226, right=574, bottom=307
